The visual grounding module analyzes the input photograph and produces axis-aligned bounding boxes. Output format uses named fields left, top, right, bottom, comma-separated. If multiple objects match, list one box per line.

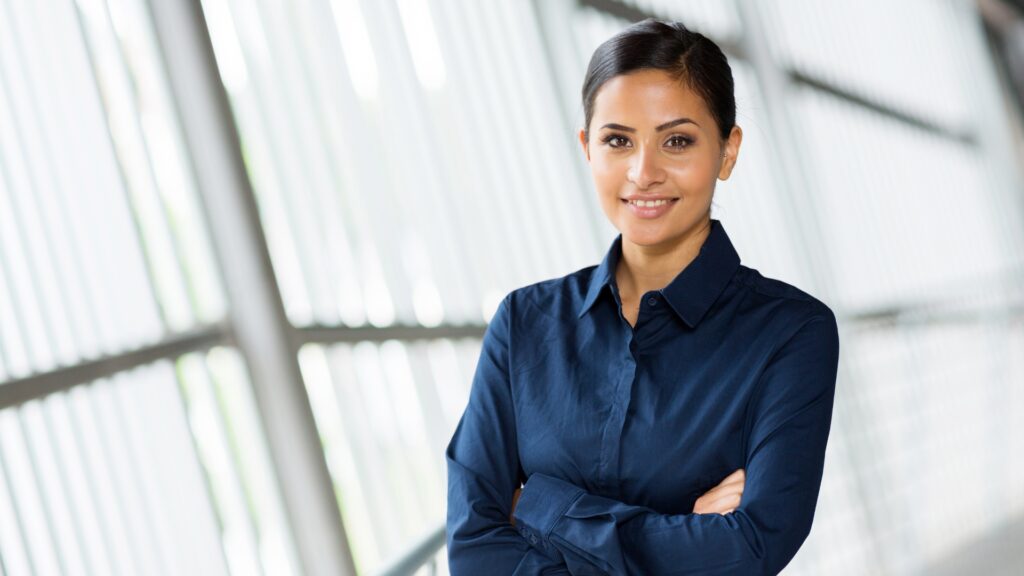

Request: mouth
left=621, top=197, right=680, bottom=219
left=621, top=198, right=679, bottom=207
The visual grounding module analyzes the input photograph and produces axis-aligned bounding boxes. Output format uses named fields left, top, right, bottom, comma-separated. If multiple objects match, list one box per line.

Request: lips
left=621, top=196, right=678, bottom=202
left=622, top=197, right=679, bottom=219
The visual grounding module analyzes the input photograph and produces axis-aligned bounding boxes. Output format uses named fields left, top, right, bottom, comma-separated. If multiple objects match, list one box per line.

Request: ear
left=578, top=128, right=590, bottom=162
left=717, top=125, right=743, bottom=181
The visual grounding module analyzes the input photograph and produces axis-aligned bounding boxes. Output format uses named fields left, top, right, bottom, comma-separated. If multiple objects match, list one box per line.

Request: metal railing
left=373, top=525, right=447, bottom=576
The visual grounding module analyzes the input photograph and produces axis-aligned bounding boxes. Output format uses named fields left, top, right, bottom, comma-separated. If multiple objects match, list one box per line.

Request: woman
left=446, top=18, right=840, bottom=576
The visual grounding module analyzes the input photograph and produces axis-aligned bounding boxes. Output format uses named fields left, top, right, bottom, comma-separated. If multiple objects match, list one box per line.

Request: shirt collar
left=576, top=218, right=741, bottom=328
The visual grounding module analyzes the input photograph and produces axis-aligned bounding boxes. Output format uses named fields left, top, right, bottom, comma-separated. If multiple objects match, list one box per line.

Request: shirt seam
left=736, top=267, right=822, bottom=305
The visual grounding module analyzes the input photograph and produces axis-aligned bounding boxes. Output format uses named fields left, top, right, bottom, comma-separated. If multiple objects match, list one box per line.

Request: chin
left=619, top=224, right=677, bottom=247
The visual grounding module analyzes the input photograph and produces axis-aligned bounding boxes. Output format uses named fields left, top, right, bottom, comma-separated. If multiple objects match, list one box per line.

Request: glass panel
left=0, top=354, right=301, bottom=576
left=0, top=0, right=227, bottom=384
left=299, top=337, right=479, bottom=574
left=178, top=347, right=302, bottom=576
left=794, top=86, right=1003, bottom=311
left=201, top=0, right=599, bottom=328
left=763, top=0, right=973, bottom=132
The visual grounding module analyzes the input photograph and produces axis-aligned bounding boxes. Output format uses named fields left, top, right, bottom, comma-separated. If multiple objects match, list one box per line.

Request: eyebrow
left=600, top=117, right=699, bottom=132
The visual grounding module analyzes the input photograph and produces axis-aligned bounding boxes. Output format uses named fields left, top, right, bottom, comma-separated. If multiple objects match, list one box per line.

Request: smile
left=621, top=197, right=679, bottom=219
left=624, top=198, right=676, bottom=207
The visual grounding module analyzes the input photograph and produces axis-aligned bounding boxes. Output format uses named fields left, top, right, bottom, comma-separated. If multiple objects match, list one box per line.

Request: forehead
left=593, top=68, right=712, bottom=127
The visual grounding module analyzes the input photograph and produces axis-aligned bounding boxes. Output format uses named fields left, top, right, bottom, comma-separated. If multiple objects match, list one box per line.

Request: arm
left=446, top=294, right=571, bottom=575
left=512, top=312, right=841, bottom=576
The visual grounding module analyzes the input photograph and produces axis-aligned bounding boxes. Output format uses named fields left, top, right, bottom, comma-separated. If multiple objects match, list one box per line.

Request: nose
left=626, top=145, right=665, bottom=190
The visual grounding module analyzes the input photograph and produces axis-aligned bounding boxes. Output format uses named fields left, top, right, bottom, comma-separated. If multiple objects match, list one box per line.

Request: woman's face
left=579, top=68, right=742, bottom=250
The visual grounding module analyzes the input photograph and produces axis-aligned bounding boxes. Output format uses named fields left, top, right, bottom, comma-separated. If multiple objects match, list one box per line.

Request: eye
left=600, top=134, right=630, bottom=148
left=666, top=135, right=694, bottom=149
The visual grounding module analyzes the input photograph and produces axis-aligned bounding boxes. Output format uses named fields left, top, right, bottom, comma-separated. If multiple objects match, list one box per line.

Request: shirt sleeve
left=446, top=293, right=571, bottom=575
left=512, top=311, right=841, bottom=576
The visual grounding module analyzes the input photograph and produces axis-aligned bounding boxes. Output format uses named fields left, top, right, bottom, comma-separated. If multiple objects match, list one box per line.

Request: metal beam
left=141, top=1, right=357, bottom=575
left=844, top=299, right=1024, bottom=329
left=297, top=323, right=486, bottom=345
left=788, top=69, right=976, bottom=145
left=0, top=323, right=229, bottom=409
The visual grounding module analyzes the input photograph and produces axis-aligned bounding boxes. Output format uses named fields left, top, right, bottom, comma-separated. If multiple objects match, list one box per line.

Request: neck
left=616, top=218, right=712, bottom=300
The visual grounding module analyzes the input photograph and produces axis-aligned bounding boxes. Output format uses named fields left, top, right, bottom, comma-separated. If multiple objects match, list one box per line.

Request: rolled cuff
left=513, top=473, right=585, bottom=545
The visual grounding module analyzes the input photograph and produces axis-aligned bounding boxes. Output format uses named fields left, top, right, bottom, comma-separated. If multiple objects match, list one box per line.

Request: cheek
left=590, top=155, right=626, bottom=181
left=589, top=164, right=620, bottom=189
left=667, top=158, right=716, bottom=184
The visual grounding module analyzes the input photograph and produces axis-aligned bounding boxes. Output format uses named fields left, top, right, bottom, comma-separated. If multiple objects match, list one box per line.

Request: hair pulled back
left=581, top=18, right=736, bottom=145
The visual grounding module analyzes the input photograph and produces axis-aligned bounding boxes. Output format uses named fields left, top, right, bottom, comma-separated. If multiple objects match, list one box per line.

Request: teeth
left=629, top=199, right=672, bottom=207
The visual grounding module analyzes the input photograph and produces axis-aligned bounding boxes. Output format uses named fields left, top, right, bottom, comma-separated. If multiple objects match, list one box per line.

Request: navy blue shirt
left=446, top=219, right=840, bottom=575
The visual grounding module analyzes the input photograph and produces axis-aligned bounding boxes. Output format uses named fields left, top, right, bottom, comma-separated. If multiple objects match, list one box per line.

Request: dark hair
left=581, top=18, right=736, bottom=146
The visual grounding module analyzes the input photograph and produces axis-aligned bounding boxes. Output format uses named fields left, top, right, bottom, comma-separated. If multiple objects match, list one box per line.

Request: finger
left=702, top=481, right=744, bottom=501
left=701, top=498, right=735, bottom=515
left=697, top=490, right=739, bottom=514
left=509, top=488, right=522, bottom=524
left=716, top=467, right=749, bottom=483
left=718, top=469, right=745, bottom=486
left=695, top=498, right=726, bottom=515
left=710, top=492, right=742, bottom=510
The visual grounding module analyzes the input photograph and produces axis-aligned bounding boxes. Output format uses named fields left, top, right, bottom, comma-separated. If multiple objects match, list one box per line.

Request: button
left=647, top=297, right=657, bottom=306
left=528, top=534, right=538, bottom=544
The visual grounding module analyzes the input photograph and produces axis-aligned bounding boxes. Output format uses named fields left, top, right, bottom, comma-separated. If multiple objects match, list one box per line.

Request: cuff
left=513, top=473, right=585, bottom=544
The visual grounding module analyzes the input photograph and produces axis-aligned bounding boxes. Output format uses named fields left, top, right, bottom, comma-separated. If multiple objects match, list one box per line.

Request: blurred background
left=0, top=0, right=1022, bottom=574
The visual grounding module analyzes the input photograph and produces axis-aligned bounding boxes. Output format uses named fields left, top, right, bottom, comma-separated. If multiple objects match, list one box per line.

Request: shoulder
left=733, top=269, right=840, bottom=416
left=500, top=264, right=596, bottom=321
left=731, top=265, right=839, bottom=356
left=487, top=268, right=595, bottom=374
left=734, top=264, right=836, bottom=323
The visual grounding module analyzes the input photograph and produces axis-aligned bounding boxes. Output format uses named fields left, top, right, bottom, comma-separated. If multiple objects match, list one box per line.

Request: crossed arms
left=446, top=296, right=840, bottom=575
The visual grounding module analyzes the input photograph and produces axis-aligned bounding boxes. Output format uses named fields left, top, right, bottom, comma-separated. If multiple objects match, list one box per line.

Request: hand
left=693, top=468, right=745, bottom=515
left=509, top=487, right=523, bottom=525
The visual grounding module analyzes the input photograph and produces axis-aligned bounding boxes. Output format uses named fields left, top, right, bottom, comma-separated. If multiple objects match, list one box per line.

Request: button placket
left=596, top=347, right=636, bottom=492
